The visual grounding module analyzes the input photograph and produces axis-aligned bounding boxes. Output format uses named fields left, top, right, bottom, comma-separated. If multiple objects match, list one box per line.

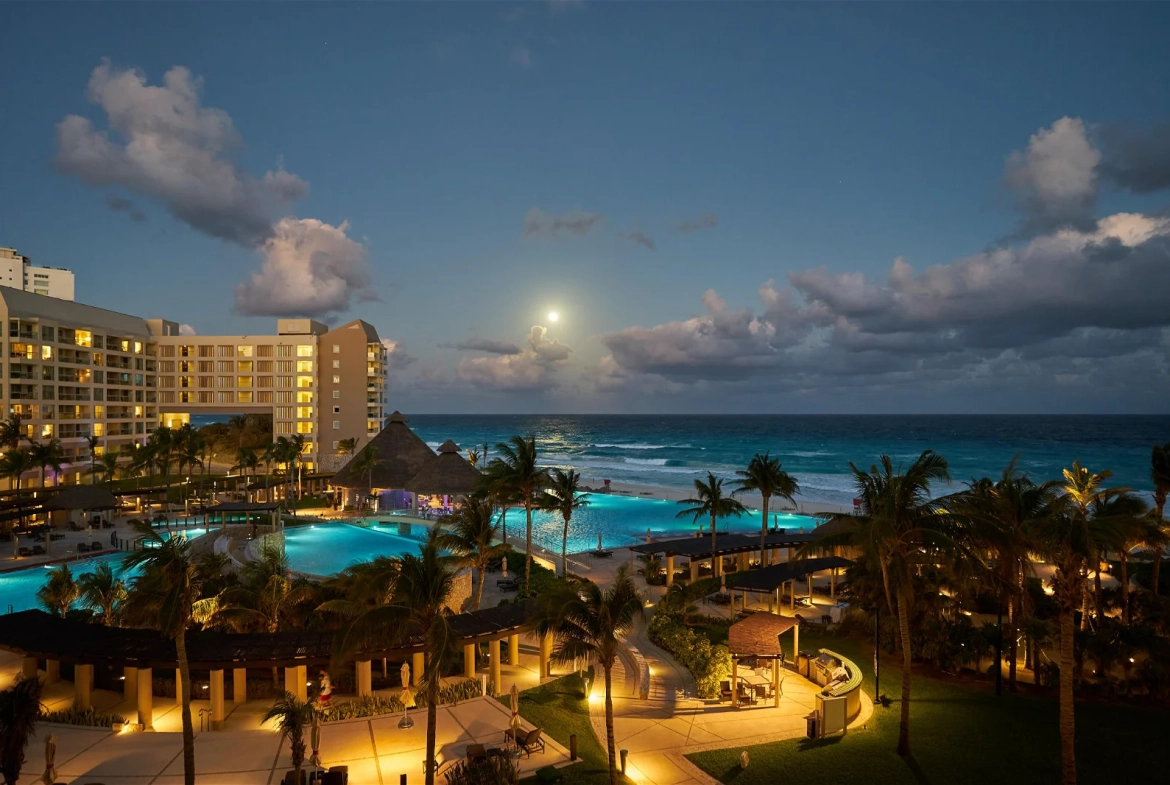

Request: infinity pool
left=0, top=554, right=134, bottom=614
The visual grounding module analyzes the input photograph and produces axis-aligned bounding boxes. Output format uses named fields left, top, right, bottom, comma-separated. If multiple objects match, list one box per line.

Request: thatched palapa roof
left=727, top=613, right=799, bottom=658
left=42, top=485, right=119, bottom=511
left=405, top=440, right=482, bottom=496
left=331, top=411, right=441, bottom=490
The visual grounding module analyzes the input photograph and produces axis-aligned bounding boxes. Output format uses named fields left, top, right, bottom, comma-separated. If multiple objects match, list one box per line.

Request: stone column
left=731, top=657, right=738, bottom=710
left=489, top=639, right=501, bottom=695
left=666, top=555, right=675, bottom=588
left=46, top=659, right=60, bottom=684
left=738, top=552, right=748, bottom=572
left=285, top=665, right=307, bottom=703
left=463, top=645, right=476, bottom=679
left=355, top=660, right=372, bottom=697
left=793, top=624, right=800, bottom=660
left=137, top=667, right=154, bottom=730
left=233, top=668, right=248, bottom=704
left=210, top=669, right=225, bottom=729
left=175, top=668, right=183, bottom=706
left=123, top=667, right=138, bottom=704
left=284, top=665, right=299, bottom=697
left=508, top=634, right=519, bottom=668
left=412, top=652, right=424, bottom=686
left=773, top=660, right=781, bottom=708
left=689, top=560, right=698, bottom=583
left=21, top=656, right=37, bottom=679
left=771, top=547, right=779, bottom=564
left=74, top=663, right=94, bottom=710
left=540, top=633, right=552, bottom=679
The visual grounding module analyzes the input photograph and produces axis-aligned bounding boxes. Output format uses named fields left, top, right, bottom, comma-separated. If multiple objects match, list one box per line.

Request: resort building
left=150, top=318, right=388, bottom=473
left=0, top=247, right=76, bottom=300
left=0, top=286, right=388, bottom=484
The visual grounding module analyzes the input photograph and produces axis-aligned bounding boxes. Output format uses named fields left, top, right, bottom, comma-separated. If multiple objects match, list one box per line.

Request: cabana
left=723, top=556, right=854, bottom=615
left=405, top=439, right=483, bottom=511
left=331, top=411, right=448, bottom=512
left=195, top=501, right=283, bottom=532
left=726, top=612, right=800, bottom=708
left=628, top=529, right=828, bottom=586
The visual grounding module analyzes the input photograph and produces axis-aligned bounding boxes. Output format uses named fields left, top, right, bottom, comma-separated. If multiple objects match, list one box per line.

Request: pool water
left=281, top=524, right=428, bottom=576
left=0, top=554, right=135, bottom=614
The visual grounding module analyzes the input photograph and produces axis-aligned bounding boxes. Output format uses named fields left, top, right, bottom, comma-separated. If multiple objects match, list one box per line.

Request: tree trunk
left=1093, top=566, right=1103, bottom=625
left=896, top=588, right=913, bottom=757
left=175, top=628, right=196, bottom=785
left=425, top=667, right=439, bottom=785
left=759, top=495, right=770, bottom=568
left=562, top=513, right=570, bottom=578
left=524, top=502, right=533, bottom=595
left=1120, top=550, right=1130, bottom=624
left=474, top=565, right=486, bottom=611
left=1008, top=594, right=1019, bottom=691
left=1058, top=608, right=1077, bottom=785
left=1153, top=499, right=1165, bottom=596
left=604, top=663, right=618, bottom=785
left=710, top=511, right=717, bottom=576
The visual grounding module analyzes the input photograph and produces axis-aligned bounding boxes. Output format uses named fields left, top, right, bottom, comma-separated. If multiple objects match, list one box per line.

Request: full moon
left=548, top=311, right=559, bottom=322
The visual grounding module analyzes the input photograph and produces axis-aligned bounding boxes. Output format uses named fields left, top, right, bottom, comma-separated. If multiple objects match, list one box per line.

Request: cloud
left=454, top=324, right=572, bottom=391
left=105, top=194, right=146, bottom=222
left=178, top=323, right=196, bottom=336
left=675, top=213, right=719, bottom=233
left=1003, top=117, right=1100, bottom=235
left=381, top=338, right=417, bottom=370
left=509, top=46, right=535, bottom=69
left=1098, top=122, right=1170, bottom=194
left=523, top=207, right=604, bottom=237
left=440, top=337, right=523, bottom=355
left=618, top=230, right=655, bottom=250
left=56, top=60, right=307, bottom=247
left=233, top=217, right=378, bottom=317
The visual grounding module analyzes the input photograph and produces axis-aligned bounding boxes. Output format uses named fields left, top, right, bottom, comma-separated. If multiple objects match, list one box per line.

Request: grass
left=686, top=632, right=1169, bottom=785
left=502, top=672, right=633, bottom=785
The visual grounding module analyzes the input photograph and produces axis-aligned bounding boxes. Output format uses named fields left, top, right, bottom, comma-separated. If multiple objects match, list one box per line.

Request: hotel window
left=179, top=391, right=194, bottom=404
left=296, top=391, right=314, bottom=403
left=333, top=406, right=340, bottom=414
left=237, top=376, right=253, bottom=388
left=217, top=345, right=233, bottom=357
left=237, top=345, right=253, bottom=358
left=134, top=341, right=143, bottom=354
left=198, top=391, right=214, bottom=403
left=41, top=326, right=55, bottom=341
left=93, top=422, right=104, bottom=437
left=135, top=358, right=144, bottom=370
left=276, top=422, right=293, bottom=435
left=217, top=361, right=235, bottom=372
left=93, top=352, right=103, bottom=366
left=277, top=376, right=293, bottom=388
left=41, top=345, right=53, bottom=361
left=198, top=376, right=213, bottom=388
left=41, top=424, right=54, bottom=438
left=296, top=421, right=313, bottom=434
left=215, top=391, right=233, bottom=403
left=237, top=361, right=253, bottom=372
left=256, top=360, right=272, bottom=372
left=296, top=360, right=313, bottom=373
left=120, top=339, right=130, bottom=352
left=75, top=330, right=92, bottom=348
left=160, top=345, right=175, bottom=357
left=94, top=370, right=104, bottom=384
left=257, top=345, right=273, bottom=357
left=238, top=391, right=254, bottom=403
left=332, top=360, right=340, bottom=369
left=179, top=376, right=195, bottom=388
left=257, top=391, right=273, bottom=403
left=296, top=375, right=313, bottom=388
left=176, top=361, right=191, bottom=372
left=332, top=441, right=339, bottom=450
left=93, top=388, right=103, bottom=401
left=276, top=392, right=294, bottom=403
left=160, top=361, right=175, bottom=373
left=159, top=391, right=175, bottom=403
left=333, top=420, right=340, bottom=430
left=297, top=345, right=313, bottom=357
left=257, top=376, right=273, bottom=387
left=333, top=345, right=340, bottom=353
left=198, top=345, right=214, bottom=357
left=217, top=376, right=234, bottom=388
left=276, top=345, right=292, bottom=358
left=198, top=361, right=213, bottom=373
left=276, top=360, right=293, bottom=373
left=134, top=406, right=144, bottom=417
left=297, top=406, right=313, bottom=419
left=332, top=375, right=340, bottom=384
left=276, top=406, right=293, bottom=419
left=332, top=390, right=340, bottom=399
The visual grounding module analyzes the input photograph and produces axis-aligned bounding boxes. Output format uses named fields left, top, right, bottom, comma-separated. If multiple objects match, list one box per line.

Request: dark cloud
left=105, top=194, right=145, bottom=222
left=523, top=207, right=604, bottom=237
left=1099, top=122, right=1170, bottom=194
left=381, top=339, right=417, bottom=370
left=1003, top=117, right=1099, bottom=235
left=440, top=337, right=523, bottom=355
left=618, top=230, right=655, bottom=250
left=455, top=324, right=572, bottom=391
left=675, top=213, right=719, bottom=233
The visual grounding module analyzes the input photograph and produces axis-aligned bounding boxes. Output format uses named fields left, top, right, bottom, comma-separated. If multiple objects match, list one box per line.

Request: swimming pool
left=0, top=554, right=135, bottom=614
left=280, top=523, right=428, bottom=576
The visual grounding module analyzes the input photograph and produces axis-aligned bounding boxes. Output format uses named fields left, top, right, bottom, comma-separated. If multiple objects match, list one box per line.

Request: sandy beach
left=578, top=476, right=854, bottom=517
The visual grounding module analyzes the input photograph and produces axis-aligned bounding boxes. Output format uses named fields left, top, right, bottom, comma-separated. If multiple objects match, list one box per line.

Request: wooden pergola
left=726, top=612, right=800, bottom=708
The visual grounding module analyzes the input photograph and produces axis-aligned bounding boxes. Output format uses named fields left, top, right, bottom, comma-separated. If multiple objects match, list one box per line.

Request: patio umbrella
left=598, top=534, right=603, bottom=551
left=501, top=556, right=508, bottom=578
left=41, top=732, right=57, bottom=785
left=509, top=683, right=520, bottom=733
left=308, top=711, right=322, bottom=771
left=720, top=574, right=727, bottom=593
left=400, top=661, right=413, bottom=708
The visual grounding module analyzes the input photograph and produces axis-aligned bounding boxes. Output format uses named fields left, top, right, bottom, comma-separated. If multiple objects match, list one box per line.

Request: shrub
left=321, top=678, right=483, bottom=722
left=648, top=610, right=731, bottom=698
left=442, top=754, right=519, bottom=785
left=41, top=707, right=126, bottom=728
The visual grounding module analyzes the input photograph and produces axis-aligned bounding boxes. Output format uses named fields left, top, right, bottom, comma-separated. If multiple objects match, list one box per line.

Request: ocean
left=405, top=415, right=1170, bottom=507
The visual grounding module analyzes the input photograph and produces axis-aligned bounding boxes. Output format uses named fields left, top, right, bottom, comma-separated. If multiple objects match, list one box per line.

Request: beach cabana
left=330, top=411, right=442, bottom=510
left=726, top=612, right=799, bottom=708
left=405, top=440, right=483, bottom=508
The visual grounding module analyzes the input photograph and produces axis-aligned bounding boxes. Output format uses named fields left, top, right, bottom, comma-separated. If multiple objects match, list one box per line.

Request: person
left=317, top=670, right=333, bottom=706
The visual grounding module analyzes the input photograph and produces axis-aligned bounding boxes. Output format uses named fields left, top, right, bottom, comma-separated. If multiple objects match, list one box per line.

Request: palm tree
left=437, top=497, right=506, bottom=610
left=289, top=433, right=307, bottom=503
left=813, top=451, right=970, bottom=758
left=198, top=544, right=316, bottom=634
left=676, top=473, right=747, bottom=576
left=29, top=437, right=64, bottom=489
left=1098, top=494, right=1150, bottom=624
left=262, top=441, right=278, bottom=502
left=1033, top=463, right=1127, bottom=785
left=337, top=437, right=357, bottom=458
left=733, top=452, right=799, bottom=567
left=37, top=564, right=79, bottom=617
left=0, top=449, right=35, bottom=555
left=0, top=414, right=24, bottom=453
left=226, top=414, right=250, bottom=451
left=465, top=446, right=481, bottom=468
left=544, top=468, right=590, bottom=577
left=233, top=448, right=260, bottom=500
left=148, top=427, right=176, bottom=511
left=334, top=530, right=458, bottom=785
left=486, top=436, right=548, bottom=595
left=350, top=445, right=384, bottom=510
left=85, top=435, right=101, bottom=485
left=97, top=452, right=120, bottom=488
left=262, top=692, right=315, bottom=785
left=122, top=522, right=209, bottom=785
left=1149, top=443, right=1170, bottom=596
left=0, top=675, right=44, bottom=785
left=530, top=566, right=643, bottom=785
left=78, top=561, right=126, bottom=625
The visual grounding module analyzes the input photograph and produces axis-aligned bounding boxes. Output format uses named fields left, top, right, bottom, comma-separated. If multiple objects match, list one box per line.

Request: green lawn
left=503, top=673, right=633, bottom=785
left=687, top=633, right=1168, bottom=785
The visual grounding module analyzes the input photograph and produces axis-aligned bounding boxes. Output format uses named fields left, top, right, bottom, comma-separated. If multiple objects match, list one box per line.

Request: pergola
left=628, top=529, right=829, bottom=586
left=194, top=500, right=283, bottom=532
left=723, top=555, right=854, bottom=615
left=726, top=612, right=799, bottom=708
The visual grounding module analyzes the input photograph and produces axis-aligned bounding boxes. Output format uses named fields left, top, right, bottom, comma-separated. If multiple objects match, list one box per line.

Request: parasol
left=597, top=534, right=603, bottom=551
left=501, top=555, right=508, bottom=578
left=41, top=733, right=57, bottom=785
left=400, top=661, right=414, bottom=708
left=308, top=711, right=322, bottom=771
left=509, top=683, right=520, bottom=733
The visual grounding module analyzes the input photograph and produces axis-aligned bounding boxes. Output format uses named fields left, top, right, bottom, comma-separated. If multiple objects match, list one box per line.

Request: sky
left=2, top=1, right=1169, bottom=414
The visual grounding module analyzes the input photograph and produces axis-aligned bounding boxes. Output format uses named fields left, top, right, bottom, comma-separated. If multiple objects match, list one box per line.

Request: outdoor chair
left=497, top=578, right=519, bottom=591
left=91, top=542, right=102, bottom=551
left=32, top=545, right=45, bottom=556
left=466, top=743, right=488, bottom=763
left=18, top=547, right=31, bottom=557
left=77, top=543, right=90, bottom=553
left=327, top=766, right=348, bottom=785
left=753, top=684, right=770, bottom=702
left=505, top=727, right=545, bottom=757
left=719, top=680, right=733, bottom=702
left=282, top=769, right=307, bottom=785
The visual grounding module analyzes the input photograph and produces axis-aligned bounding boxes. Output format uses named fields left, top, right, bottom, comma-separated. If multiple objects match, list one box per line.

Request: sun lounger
left=31, top=545, right=45, bottom=556
left=18, top=547, right=31, bottom=557
left=77, top=542, right=90, bottom=553
left=504, top=727, right=545, bottom=757
left=496, top=578, right=519, bottom=591
left=591, top=549, right=613, bottom=558
left=91, top=542, right=102, bottom=551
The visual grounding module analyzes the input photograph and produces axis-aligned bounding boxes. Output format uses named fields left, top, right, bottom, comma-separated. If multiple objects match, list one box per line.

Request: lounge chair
left=91, top=542, right=103, bottom=552
left=505, top=727, right=545, bottom=757
left=326, top=766, right=348, bottom=785
left=590, top=549, right=613, bottom=558
left=466, top=743, right=488, bottom=763
left=719, top=680, right=733, bottom=703
left=31, top=545, right=45, bottom=556
left=77, top=542, right=90, bottom=553
left=18, top=547, right=31, bottom=557
left=496, top=578, right=519, bottom=592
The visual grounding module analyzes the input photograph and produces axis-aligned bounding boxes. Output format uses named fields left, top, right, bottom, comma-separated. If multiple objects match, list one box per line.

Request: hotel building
left=0, top=286, right=386, bottom=485
left=0, top=247, right=76, bottom=301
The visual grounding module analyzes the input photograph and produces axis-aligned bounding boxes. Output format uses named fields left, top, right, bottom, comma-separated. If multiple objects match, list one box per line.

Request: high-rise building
left=0, top=247, right=76, bottom=301
left=0, top=286, right=386, bottom=486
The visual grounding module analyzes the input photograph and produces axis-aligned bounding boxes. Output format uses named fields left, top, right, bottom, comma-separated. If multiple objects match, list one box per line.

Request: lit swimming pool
left=280, top=523, right=428, bottom=576
left=0, top=554, right=135, bottom=614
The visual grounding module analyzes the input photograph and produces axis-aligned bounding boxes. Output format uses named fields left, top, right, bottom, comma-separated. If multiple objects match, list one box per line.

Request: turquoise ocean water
left=408, top=415, right=1170, bottom=507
